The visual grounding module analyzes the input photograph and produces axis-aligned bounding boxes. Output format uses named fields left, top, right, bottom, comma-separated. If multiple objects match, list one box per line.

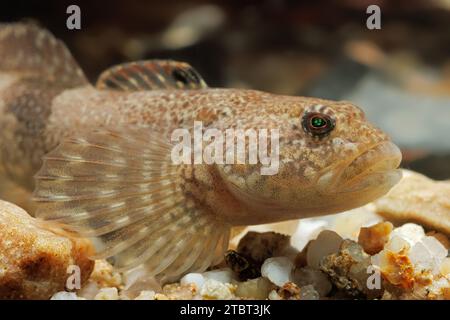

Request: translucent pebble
left=50, top=291, right=79, bottom=300
left=261, top=257, right=294, bottom=287
left=291, top=219, right=328, bottom=251
left=203, top=268, right=235, bottom=284
left=409, top=236, right=447, bottom=275
left=300, top=285, right=320, bottom=300
left=235, top=277, right=273, bottom=299
left=421, top=236, right=448, bottom=260
left=385, top=235, right=410, bottom=253
left=306, top=230, right=343, bottom=269
left=292, top=267, right=332, bottom=297
left=268, top=289, right=282, bottom=300
left=390, top=223, right=425, bottom=246
left=180, top=273, right=206, bottom=290
left=200, top=279, right=234, bottom=300
left=440, top=257, right=450, bottom=276
left=134, top=290, right=156, bottom=300
left=94, top=287, right=119, bottom=300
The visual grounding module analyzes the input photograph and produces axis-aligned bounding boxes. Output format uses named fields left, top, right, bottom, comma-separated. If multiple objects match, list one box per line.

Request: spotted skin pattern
left=0, top=23, right=402, bottom=279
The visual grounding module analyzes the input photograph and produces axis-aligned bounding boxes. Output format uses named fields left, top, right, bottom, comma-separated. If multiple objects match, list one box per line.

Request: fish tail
left=0, top=22, right=87, bottom=86
left=0, top=23, right=89, bottom=190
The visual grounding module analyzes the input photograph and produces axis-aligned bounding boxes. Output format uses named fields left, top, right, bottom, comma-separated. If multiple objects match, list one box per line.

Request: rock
left=374, top=170, right=450, bottom=236
left=306, top=230, right=343, bottom=269
left=291, top=219, right=328, bottom=251
left=203, top=268, right=235, bottom=284
left=277, top=282, right=301, bottom=300
left=224, top=250, right=260, bottom=281
left=180, top=273, right=205, bottom=290
left=409, top=236, right=447, bottom=275
left=358, top=221, right=393, bottom=255
left=320, top=240, right=383, bottom=299
left=291, top=267, right=332, bottom=297
left=390, top=223, right=425, bottom=246
left=299, top=284, right=320, bottom=300
left=94, top=287, right=119, bottom=300
left=162, top=283, right=197, bottom=300
left=200, top=279, right=235, bottom=300
left=327, top=204, right=384, bottom=240
left=440, top=258, right=450, bottom=276
left=268, top=289, right=282, bottom=300
left=261, top=257, right=293, bottom=287
left=134, top=290, right=156, bottom=300
left=78, top=259, right=124, bottom=299
left=89, top=260, right=122, bottom=288
left=0, top=200, right=94, bottom=299
left=235, top=277, right=273, bottom=299
left=370, top=230, right=449, bottom=296
left=50, top=291, right=80, bottom=300
left=426, top=231, right=450, bottom=250
left=384, top=235, right=410, bottom=253
left=237, top=231, right=295, bottom=266
left=230, top=221, right=299, bottom=251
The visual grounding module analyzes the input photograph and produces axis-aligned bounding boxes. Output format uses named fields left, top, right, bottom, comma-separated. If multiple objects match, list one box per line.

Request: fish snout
left=338, top=141, right=402, bottom=192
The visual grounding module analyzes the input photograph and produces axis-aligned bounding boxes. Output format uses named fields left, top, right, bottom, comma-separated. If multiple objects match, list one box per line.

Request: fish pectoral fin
left=96, top=60, right=208, bottom=91
left=33, top=127, right=230, bottom=277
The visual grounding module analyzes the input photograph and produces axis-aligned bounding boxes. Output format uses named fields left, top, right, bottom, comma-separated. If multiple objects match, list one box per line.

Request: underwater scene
left=0, top=0, right=449, bottom=303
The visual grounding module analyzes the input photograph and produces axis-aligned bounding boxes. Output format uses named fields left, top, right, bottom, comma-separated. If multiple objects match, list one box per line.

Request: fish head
left=217, top=97, right=402, bottom=223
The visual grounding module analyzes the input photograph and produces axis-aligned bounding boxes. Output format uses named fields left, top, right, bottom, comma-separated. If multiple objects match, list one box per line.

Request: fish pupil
left=311, top=116, right=326, bottom=128
left=301, top=110, right=335, bottom=137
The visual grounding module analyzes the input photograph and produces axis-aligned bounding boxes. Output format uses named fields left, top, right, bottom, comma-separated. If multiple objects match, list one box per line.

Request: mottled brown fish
left=0, top=23, right=402, bottom=281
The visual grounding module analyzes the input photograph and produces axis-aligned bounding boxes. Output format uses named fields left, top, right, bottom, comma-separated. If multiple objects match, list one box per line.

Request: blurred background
left=1, top=0, right=449, bottom=179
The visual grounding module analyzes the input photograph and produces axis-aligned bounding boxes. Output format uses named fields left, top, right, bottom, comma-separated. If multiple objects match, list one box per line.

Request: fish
left=0, top=23, right=402, bottom=281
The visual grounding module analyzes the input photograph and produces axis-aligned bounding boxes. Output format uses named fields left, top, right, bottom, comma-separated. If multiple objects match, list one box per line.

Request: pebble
left=203, top=268, right=235, bottom=284
left=261, top=257, right=293, bottom=287
left=180, top=273, right=206, bottom=290
left=134, top=290, right=156, bottom=300
left=291, top=219, right=328, bottom=251
left=358, top=221, right=393, bottom=255
left=237, top=231, right=293, bottom=265
left=50, top=291, right=80, bottom=300
left=306, top=230, right=343, bottom=269
left=94, top=287, right=119, bottom=300
left=268, top=289, right=282, bottom=300
left=200, top=279, right=235, bottom=300
left=409, top=236, right=447, bottom=275
left=299, top=285, right=320, bottom=300
left=320, top=240, right=381, bottom=298
left=0, top=200, right=94, bottom=299
left=374, top=169, right=450, bottom=235
left=390, top=223, right=425, bottom=246
left=235, top=277, right=273, bottom=299
left=291, top=267, right=332, bottom=297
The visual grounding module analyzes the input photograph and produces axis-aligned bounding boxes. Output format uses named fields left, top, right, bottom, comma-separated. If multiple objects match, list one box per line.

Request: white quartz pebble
left=306, top=230, right=343, bottom=269
left=261, top=257, right=294, bottom=286
left=50, top=291, right=79, bottom=300
left=180, top=273, right=206, bottom=290
left=203, top=268, right=235, bottom=284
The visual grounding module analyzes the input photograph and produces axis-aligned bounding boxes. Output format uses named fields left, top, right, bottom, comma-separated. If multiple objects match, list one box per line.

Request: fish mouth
left=337, top=141, right=402, bottom=193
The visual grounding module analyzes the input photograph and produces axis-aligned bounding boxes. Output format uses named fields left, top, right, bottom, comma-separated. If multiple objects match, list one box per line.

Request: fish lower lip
left=339, top=141, right=402, bottom=187
left=338, top=168, right=402, bottom=194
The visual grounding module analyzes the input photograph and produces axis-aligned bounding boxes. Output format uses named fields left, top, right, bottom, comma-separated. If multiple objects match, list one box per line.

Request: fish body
left=0, top=23, right=402, bottom=280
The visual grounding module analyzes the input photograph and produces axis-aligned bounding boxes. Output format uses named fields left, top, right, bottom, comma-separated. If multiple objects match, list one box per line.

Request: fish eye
left=302, top=112, right=335, bottom=137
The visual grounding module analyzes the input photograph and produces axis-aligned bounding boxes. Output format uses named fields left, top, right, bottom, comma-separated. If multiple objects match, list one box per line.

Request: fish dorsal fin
left=96, top=60, right=208, bottom=91
left=0, top=23, right=88, bottom=87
